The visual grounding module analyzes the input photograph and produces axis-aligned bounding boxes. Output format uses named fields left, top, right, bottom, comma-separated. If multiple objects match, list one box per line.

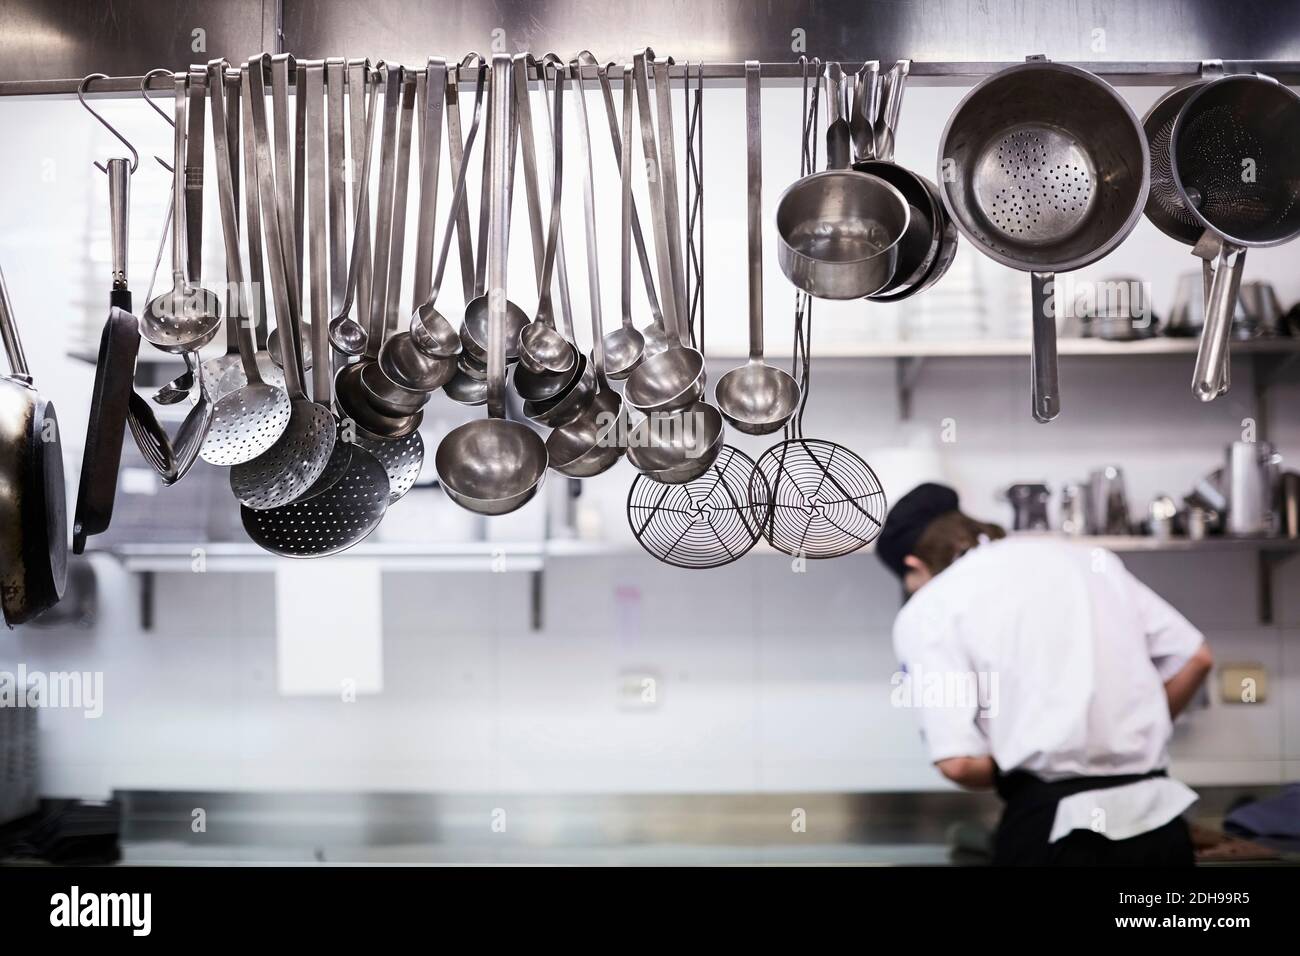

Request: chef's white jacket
left=892, top=536, right=1204, bottom=842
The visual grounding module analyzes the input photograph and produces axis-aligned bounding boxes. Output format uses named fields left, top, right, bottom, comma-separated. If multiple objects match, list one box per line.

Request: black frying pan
left=72, top=157, right=142, bottom=553
left=0, top=264, right=67, bottom=625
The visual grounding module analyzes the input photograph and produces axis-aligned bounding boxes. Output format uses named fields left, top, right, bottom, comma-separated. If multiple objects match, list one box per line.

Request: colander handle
left=1030, top=272, right=1061, bottom=423
left=1192, top=241, right=1247, bottom=402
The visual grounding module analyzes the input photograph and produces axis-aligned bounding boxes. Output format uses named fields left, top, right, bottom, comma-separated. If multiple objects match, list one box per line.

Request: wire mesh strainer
left=628, top=445, right=765, bottom=569
left=1170, top=73, right=1300, bottom=399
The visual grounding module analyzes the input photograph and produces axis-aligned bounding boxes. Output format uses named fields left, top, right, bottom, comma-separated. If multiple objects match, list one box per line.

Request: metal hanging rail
left=11, top=58, right=1300, bottom=98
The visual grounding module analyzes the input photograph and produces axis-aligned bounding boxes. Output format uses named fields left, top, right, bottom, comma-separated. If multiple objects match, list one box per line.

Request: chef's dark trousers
left=993, top=769, right=1195, bottom=867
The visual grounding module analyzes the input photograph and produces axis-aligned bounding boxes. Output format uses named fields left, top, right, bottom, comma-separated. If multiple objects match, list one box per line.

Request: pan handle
left=0, top=262, right=31, bottom=381
left=108, top=157, right=130, bottom=309
left=1030, top=271, right=1061, bottom=423
left=1192, top=240, right=1246, bottom=402
left=822, top=63, right=850, bottom=171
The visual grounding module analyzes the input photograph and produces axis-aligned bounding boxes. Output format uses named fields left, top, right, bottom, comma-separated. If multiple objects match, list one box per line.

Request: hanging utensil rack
left=11, top=59, right=1300, bottom=98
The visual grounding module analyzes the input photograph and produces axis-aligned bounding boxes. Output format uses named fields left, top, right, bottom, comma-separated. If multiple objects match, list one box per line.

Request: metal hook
left=141, top=68, right=177, bottom=173
left=78, top=73, right=140, bottom=174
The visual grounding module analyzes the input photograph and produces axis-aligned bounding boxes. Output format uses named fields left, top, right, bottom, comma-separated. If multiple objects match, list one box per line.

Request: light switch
left=1219, top=663, right=1267, bottom=704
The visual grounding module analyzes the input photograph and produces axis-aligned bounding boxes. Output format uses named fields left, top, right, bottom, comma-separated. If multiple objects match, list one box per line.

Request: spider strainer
left=1171, top=73, right=1300, bottom=400
left=627, top=446, right=765, bottom=569
left=938, top=58, right=1149, bottom=422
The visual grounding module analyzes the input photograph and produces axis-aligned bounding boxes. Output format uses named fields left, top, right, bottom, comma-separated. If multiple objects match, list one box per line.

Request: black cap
left=876, top=483, right=960, bottom=579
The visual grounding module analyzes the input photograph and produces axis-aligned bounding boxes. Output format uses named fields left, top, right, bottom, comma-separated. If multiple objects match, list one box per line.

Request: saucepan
left=775, top=63, right=910, bottom=300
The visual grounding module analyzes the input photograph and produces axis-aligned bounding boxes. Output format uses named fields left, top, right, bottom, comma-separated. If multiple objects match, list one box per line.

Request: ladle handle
left=620, top=65, right=634, bottom=330
left=304, top=62, right=329, bottom=404
left=426, top=59, right=486, bottom=309
left=249, top=53, right=308, bottom=401
left=346, top=59, right=374, bottom=327
left=213, top=62, right=259, bottom=384
left=445, top=64, right=477, bottom=303
left=651, top=56, right=688, bottom=341
left=632, top=50, right=680, bottom=344
left=595, top=59, right=664, bottom=330
left=411, top=58, right=447, bottom=306
left=107, top=156, right=131, bottom=308
left=325, top=58, right=349, bottom=314
left=822, top=62, right=851, bottom=171
left=745, top=61, right=764, bottom=363
left=169, top=73, right=187, bottom=280
left=1030, top=271, right=1061, bottom=423
left=184, top=66, right=207, bottom=285
left=335, top=70, right=380, bottom=319
left=571, top=57, right=605, bottom=381
left=1193, top=242, right=1246, bottom=402
left=366, top=63, right=404, bottom=358
left=486, top=54, right=513, bottom=421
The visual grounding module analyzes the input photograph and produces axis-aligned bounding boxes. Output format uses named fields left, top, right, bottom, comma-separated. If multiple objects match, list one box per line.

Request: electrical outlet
left=1219, top=663, right=1267, bottom=704
left=617, top=671, right=660, bottom=710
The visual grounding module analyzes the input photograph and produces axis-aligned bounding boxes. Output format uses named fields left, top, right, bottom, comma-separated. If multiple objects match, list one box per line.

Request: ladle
left=588, top=56, right=668, bottom=363
left=622, top=50, right=705, bottom=417
left=458, top=73, right=530, bottom=367
left=381, top=56, right=486, bottom=391
left=546, top=56, right=627, bottom=478
left=601, top=64, right=646, bottom=380
left=436, top=55, right=548, bottom=516
left=714, top=61, right=800, bottom=435
left=515, top=54, right=577, bottom=377
left=140, top=72, right=222, bottom=353
left=327, top=64, right=380, bottom=356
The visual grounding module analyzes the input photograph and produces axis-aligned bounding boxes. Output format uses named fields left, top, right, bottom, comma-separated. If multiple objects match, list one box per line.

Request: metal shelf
left=879, top=336, right=1300, bottom=419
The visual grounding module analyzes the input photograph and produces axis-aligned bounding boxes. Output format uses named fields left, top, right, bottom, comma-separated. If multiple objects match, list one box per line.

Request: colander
left=937, top=57, right=1149, bottom=422
left=1170, top=72, right=1300, bottom=401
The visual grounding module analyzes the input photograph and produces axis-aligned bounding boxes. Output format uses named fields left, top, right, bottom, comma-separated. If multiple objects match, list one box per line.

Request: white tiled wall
left=0, top=78, right=1297, bottom=798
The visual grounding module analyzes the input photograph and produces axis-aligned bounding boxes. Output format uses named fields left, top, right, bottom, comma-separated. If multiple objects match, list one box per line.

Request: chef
left=877, top=483, right=1214, bottom=866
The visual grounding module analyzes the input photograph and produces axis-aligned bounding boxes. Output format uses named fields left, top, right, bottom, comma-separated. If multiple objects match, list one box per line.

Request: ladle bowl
left=546, top=387, right=626, bottom=477
left=411, top=302, right=462, bottom=357
left=360, top=361, right=431, bottom=417
left=715, top=362, right=800, bottom=435
left=518, top=321, right=577, bottom=375
left=602, top=326, right=645, bottom=380
left=625, top=400, right=724, bottom=485
left=460, top=295, right=529, bottom=364
left=141, top=282, right=223, bottom=353
left=379, top=332, right=456, bottom=392
left=436, top=417, right=547, bottom=515
left=623, top=344, right=706, bottom=416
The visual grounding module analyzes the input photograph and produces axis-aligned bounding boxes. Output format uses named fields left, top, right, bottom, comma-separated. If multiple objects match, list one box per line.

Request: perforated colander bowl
left=937, top=60, right=1149, bottom=272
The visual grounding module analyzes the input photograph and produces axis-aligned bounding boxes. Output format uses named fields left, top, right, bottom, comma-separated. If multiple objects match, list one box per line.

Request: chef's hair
left=911, top=511, right=1006, bottom=575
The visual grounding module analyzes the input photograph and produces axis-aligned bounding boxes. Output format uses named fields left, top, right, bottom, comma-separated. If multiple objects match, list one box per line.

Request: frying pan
left=937, top=56, right=1149, bottom=422
left=0, top=264, right=66, bottom=625
left=72, top=153, right=143, bottom=553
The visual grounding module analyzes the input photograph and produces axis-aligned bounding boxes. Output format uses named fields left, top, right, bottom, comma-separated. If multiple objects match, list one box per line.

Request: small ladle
left=381, top=56, right=487, bottom=391
left=327, top=64, right=380, bottom=356
left=601, top=64, right=646, bottom=380
left=546, top=56, right=627, bottom=477
left=407, top=59, right=476, bottom=360
left=622, top=51, right=705, bottom=417
left=715, top=61, right=800, bottom=435
left=141, top=72, right=222, bottom=354
left=515, top=54, right=576, bottom=377
left=458, top=87, right=530, bottom=366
